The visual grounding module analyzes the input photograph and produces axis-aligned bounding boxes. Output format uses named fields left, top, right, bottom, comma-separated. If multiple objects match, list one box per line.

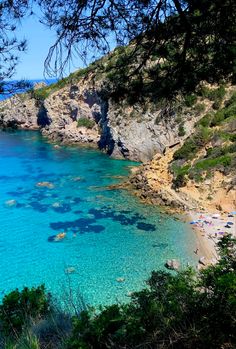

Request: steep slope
left=0, top=49, right=214, bottom=162
left=130, top=86, right=236, bottom=211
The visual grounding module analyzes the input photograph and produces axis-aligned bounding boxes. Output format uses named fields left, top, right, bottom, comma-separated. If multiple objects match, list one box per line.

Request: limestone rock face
left=38, top=75, right=201, bottom=161
left=0, top=73, right=202, bottom=161
left=42, top=85, right=102, bottom=146
left=0, top=94, right=41, bottom=129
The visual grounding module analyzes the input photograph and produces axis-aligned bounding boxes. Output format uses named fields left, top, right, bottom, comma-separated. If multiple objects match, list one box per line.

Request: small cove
left=0, top=130, right=198, bottom=307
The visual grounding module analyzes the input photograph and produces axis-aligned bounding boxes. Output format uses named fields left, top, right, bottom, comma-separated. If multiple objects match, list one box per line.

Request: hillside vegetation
left=171, top=87, right=236, bottom=188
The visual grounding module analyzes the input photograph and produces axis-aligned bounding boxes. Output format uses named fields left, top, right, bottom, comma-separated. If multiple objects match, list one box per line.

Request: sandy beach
left=187, top=210, right=236, bottom=266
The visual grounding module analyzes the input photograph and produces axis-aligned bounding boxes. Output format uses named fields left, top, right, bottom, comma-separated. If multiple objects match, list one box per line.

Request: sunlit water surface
left=0, top=130, right=197, bottom=307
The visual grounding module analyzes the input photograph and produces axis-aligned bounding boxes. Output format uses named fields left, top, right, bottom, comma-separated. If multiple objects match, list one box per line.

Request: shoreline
left=186, top=210, right=236, bottom=266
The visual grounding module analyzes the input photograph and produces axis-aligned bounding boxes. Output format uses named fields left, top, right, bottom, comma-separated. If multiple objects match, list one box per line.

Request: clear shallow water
left=0, top=130, right=197, bottom=307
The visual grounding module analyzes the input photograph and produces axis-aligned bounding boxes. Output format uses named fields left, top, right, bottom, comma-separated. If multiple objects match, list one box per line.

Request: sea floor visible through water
left=0, top=130, right=198, bottom=308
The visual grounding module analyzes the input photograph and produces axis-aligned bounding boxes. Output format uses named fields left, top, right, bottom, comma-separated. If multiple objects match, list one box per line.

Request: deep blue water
left=0, top=130, right=197, bottom=307
left=0, top=79, right=57, bottom=101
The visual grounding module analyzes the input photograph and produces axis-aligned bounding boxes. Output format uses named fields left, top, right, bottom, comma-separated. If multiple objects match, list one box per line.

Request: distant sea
left=0, top=79, right=57, bottom=101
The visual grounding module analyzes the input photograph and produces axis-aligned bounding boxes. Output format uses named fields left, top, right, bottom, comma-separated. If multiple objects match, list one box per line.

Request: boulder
left=64, top=267, right=76, bottom=274
left=199, top=256, right=206, bottom=266
left=165, top=259, right=180, bottom=271
left=116, top=277, right=125, bottom=283
left=36, top=181, right=54, bottom=189
left=5, top=199, right=17, bottom=207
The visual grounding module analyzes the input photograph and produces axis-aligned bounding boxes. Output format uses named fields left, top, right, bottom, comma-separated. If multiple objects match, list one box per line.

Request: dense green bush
left=210, top=98, right=236, bottom=126
left=194, top=155, right=232, bottom=170
left=173, top=139, right=198, bottom=160
left=172, top=165, right=190, bottom=188
left=225, top=92, right=236, bottom=107
left=198, top=85, right=226, bottom=102
left=32, top=88, right=51, bottom=101
left=184, top=94, right=197, bottom=107
left=194, top=103, right=206, bottom=114
left=77, top=118, right=95, bottom=129
left=173, top=126, right=212, bottom=161
left=178, top=122, right=186, bottom=136
left=0, top=285, right=51, bottom=336
left=197, top=113, right=213, bottom=127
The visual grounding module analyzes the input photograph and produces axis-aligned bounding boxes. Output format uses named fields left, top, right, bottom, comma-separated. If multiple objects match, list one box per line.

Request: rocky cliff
left=130, top=85, right=236, bottom=211
left=0, top=58, right=235, bottom=212
left=0, top=65, right=206, bottom=162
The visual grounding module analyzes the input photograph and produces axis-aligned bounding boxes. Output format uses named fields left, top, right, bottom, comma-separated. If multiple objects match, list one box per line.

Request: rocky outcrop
left=165, top=259, right=181, bottom=270
left=0, top=82, right=51, bottom=130
left=0, top=71, right=205, bottom=161
left=129, top=140, right=236, bottom=212
left=129, top=152, right=199, bottom=210
left=41, top=85, right=102, bottom=146
left=39, top=75, right=204, bottom=161
left=0, top=93, right=40, bottom=129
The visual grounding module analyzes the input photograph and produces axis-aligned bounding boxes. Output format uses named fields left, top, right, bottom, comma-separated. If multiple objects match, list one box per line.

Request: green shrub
left=212, top=99, right=222, bottom=110
left=77, top=118, right=95, bottom=129
left=218, top=131, right=236, bottom=142
left=229, top=133, right=236, bottom=142
left=225, top=92, right=236, bottom=107
left=184, top=94, right=197, bottom=107
left=225, top=143, right=236, bottom=154
left=194, top=103, right=206, bottom=114
left=32, top=88, right=51, bottom=101
left=210, top=110, right=226, bottom=126
left=224, top=103, right=236, bottom=119
left=196, top=126, right=212, bottom=145
left=207, top=143, right=236, bottom=159
left=178, top=122, right=185, bottom=136
left=209, top=85, right=226, bottom=101
left=173, top=139, right=198, bottom=160
left=197, top=113, right=212, bottom=127
left=173, top=125, right=212, bottom=161
left=172, top=165, right=190, bottom=188
left=210, top=102, right=236, bottom=126
left=198, top=85, right=211, bottom=98
left=194, top=155, right=232, bottom=171
left=198, top=85, right=226, bottom=102
left=0, top=285, right=51, bottom=336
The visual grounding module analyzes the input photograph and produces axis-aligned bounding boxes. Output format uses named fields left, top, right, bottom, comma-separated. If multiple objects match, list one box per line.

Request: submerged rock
left=36, top=181, right=54, bottom=189
left=64, top=267, right=76, bottom=274
left=5, top=199, right=17, bottom=207
left=126, top=291, right=133, bottom=297
left=52, top=202, right=61, bottom=208
left=165, top=259, right=180, bottom=271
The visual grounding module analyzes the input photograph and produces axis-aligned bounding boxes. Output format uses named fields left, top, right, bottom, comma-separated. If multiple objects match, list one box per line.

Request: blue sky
left=14, top=14, right=82, bottom=80
left=14, top=7, right=117, bottom=81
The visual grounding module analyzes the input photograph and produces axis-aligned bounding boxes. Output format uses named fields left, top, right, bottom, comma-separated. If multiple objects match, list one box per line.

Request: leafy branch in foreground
left=0, top=0, right=32, bottom=97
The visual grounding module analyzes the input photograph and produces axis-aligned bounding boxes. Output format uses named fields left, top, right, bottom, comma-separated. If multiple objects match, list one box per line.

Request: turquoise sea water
left=0, top=130, right=197, bottom=307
